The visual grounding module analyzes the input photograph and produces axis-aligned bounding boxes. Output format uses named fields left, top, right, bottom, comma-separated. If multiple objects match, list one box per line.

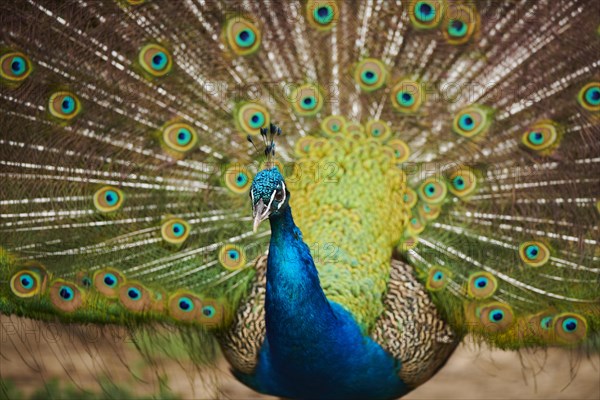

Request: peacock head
left=250, top=167, right=289, bottom=232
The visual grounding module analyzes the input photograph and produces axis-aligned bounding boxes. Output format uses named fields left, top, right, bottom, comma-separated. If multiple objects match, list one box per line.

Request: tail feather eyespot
left=524, top=312, right=556, bottom=342
left=519, top=241, right=550, bottom=267
left=49, top=280, right=84, bottom=313
left=119, top=282, right=153, bottom=312
left=407, top=212, right=426, bottom=235
left=236, top=103, right=270, bottom=136
left=306, top=0, right=339, bottom=31
left=447, top=168, right=477, bottom=197
left=291, top=84, right=324, bottom=117
left=426, top=266, right=451, bottom=291
left=409, top=1, right=446, bottom=29
left=553, top=313, right=587, bottom=344
left=578, top=82, right=600, bottom=112
left=521, top=120, right=562, bottom=154
left=139, top=44, right=173, bottom=77
left=452, top=105, right=493, bottom=138
left=93, top=186, right=124, bottom=213
left=443, top=5, right=479, bottom=45
left=1, top=51, right=33, bottom=82
left=467, top=272, right=498, bottom=299
left=365, top=120, right=391, bottom=141
left=48, top=91, right=81, bottom=120
left=168, top=292, right=201, bottom=322
left=295, top=136, right=316, bottom=157
left=355, top=59, right=388, bottom=92
left=403, top=188, right=418, bottom=208
left=162, top=122, right=199, bottom=153
left=218, top=244, right=247, bottom=271
left=321, top=115, right=347, bottom=136
left=198, top=298, right=225, bottom=327
left=76, top=271, right=92, bottom=288
left=468, top=302, right=515, bottom=333
left=225, top=17, right=261, bottom=55
left=387, top=139, right=411, bottom=163
left=418, top=178, right=447, bottom=205
left=161, top=218, right=191, bottom=245
left=223, top=164, right=253, bottom=194
left=93, top=268, right=125, bottom=299
left=10, top=269, right=43, bottom=298
left=390, top=80, right=424, bottom=113
left=417, top=202, right=441, bottom=221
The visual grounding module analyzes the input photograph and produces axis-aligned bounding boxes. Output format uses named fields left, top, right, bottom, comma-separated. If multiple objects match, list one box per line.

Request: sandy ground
left=0, top=315, right=598, bottom=399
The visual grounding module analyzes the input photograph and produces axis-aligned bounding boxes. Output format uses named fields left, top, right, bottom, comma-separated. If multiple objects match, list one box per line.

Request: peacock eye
left=225, top=17, right=261, bottom=56
left=138, top=44, right=172, bottom=77
left=274, top=190, right=284, bottom=202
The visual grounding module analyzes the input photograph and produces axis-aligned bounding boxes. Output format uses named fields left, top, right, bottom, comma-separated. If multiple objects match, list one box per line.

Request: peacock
left=1, top=0, right=599, bottom=398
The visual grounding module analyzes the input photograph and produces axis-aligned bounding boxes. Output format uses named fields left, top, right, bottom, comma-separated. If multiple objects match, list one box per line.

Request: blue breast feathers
left=237, top=205, right=408, bottom=399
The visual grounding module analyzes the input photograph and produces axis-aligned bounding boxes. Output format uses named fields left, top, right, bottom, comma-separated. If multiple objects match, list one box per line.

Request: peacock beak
left=252, top=198, right=270, bottom=233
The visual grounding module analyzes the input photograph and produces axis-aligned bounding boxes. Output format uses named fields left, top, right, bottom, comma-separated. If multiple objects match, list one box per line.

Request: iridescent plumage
left=0, top=0, right=599, bottom=398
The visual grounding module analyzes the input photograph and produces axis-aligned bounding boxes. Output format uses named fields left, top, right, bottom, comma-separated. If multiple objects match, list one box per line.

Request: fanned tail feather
left=0, top=0, right=599, bottom=397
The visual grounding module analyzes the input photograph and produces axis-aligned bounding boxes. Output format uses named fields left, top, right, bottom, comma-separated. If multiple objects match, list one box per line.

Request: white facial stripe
left=263, top=189, right=277, bottom=219
left=277, top=182, right=287, bottom=210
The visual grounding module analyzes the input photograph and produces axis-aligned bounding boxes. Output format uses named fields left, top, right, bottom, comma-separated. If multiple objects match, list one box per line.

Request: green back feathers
left=288, top=124, right=409, bottom=330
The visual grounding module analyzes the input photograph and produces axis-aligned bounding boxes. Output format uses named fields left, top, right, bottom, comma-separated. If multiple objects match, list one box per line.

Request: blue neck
left=265, top=206, right=334, bottom=344
left=258, top=205, right=408, bottom=399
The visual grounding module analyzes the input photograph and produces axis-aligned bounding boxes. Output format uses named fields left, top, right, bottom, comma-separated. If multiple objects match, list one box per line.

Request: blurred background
left=1, top=315, right=598, bottom=399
